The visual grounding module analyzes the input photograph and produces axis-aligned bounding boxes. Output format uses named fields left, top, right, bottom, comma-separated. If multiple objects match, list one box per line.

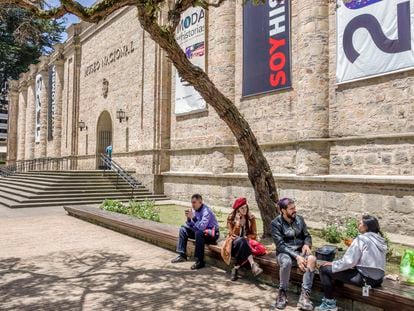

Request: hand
left=296, top=256, right=307, bottom=272
left=321, top=261, right=333, bottom=267
left=302, top=245, right=312, bottom=256
left=185, top=209, right=193, bottom=220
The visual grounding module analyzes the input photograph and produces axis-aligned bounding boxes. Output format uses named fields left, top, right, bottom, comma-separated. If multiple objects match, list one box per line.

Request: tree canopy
left=0, top=4, right=64, bottom=111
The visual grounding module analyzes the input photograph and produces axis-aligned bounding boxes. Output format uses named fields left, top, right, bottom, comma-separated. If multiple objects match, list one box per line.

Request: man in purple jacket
left=171, top=194, right=220, bottom=270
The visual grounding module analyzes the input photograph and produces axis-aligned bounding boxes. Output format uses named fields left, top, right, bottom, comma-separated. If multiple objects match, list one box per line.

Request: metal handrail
left=0, top=156, right=78, bottom=177
left=100, top=153, right=140, bottom=197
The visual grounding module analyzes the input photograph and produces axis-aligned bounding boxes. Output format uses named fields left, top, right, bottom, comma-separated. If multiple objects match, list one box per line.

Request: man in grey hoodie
left=315, top=215, right=387, bottom=311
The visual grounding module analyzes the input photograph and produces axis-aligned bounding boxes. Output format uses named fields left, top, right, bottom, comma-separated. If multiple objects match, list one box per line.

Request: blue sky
left=46, top=0, right=97, bottom=42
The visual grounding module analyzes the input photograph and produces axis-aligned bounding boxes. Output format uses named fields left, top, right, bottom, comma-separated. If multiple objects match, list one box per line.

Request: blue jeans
left=277, top=253, right=315, bottom=293
left=176, top=225, right=219, bottom=262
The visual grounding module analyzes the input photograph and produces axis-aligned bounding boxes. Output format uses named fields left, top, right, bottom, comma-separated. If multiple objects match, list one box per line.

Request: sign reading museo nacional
left=242, top=0, right=291, bottom=97
left=175, top=7, right=206, bottom=115
left=337, top=0, right=414, bottom=83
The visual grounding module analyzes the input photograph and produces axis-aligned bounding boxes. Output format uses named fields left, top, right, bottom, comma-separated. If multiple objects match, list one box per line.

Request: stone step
left=0, top=170, right=166, bottom=209
left=20, top=170, right=136, bottom=176
left=0, top=179, right=137, bottom=187
left=0, top=180, right=138, bottom=192
left=0, top=187, right=152, bottom=200
left=6, top=196, right=169, bottom=208
left=3, top=175, right=138, bottom=185
left=0, top=191, right=162, bottom=205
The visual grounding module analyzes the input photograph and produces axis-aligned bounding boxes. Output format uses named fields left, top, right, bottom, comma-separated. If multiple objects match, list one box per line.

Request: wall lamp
left=79, top=120, right=88, bottom=131
left=116, top=109, right=128, bottom=123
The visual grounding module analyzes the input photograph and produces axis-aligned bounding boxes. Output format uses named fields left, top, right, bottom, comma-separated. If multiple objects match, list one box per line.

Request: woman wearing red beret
left=221, top=197, right=264, bottom=281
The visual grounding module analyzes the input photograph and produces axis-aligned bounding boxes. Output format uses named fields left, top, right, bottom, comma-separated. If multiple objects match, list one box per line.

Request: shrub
left=382, top=231, right=394, bottom=261
left=343, top=218, right=359, bottom=239
left=211, top=206, right=223, bottom=219
left=321, top=223, right=342, bottom=244
left=100, top=199, right=127, bottom=214
left=128, top=200, right=160, bottom=222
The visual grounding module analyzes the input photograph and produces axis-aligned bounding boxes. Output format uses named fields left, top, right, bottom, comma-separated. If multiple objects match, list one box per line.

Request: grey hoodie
left=332, top=232, right=387, bottom=280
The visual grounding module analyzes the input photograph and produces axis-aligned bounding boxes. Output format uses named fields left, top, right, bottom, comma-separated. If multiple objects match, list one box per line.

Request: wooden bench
left=63, top=205, right=414, bottom=311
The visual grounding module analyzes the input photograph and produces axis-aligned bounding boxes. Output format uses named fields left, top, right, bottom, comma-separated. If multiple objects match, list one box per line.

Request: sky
left=46, top=0, right=97, bottom=42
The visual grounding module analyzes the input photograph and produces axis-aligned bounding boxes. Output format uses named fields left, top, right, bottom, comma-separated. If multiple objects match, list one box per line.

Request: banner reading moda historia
left=175, top=7, right=206, bottom=115
left=337, top=0, right=414, bottom=83
left=243, top=0, right=291, bottom=97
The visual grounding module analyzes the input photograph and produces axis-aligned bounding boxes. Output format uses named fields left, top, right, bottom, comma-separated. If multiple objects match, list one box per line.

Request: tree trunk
left=136, top=7, right=279, bottom=237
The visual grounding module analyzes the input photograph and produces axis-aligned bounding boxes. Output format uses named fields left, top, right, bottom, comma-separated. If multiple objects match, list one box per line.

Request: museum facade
left=7, top=1, right=414, bottom=236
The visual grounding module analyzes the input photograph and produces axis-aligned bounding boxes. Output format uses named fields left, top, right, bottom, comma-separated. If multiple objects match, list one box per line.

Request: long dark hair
left=362, top=215, right=383, bottom=236
left=229, top=205, right=251, bottom=233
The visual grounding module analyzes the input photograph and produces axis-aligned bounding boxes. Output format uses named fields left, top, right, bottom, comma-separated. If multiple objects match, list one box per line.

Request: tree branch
left=0, top=0, right=138, bottom=22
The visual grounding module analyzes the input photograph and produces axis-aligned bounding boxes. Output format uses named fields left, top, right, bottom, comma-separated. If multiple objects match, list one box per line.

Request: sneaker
left=191, top=260, right=205, bottom=270
left=275, top=288, right=288, bottom=309
left=251, top=262, right=264, bottom=277
left=297, top=289, right=313, bottom=311
left=231, top=267, right=238, bottom=281
left=171, top=254, right=187, bottom=263
left=315, top=298, right=338, bottom=311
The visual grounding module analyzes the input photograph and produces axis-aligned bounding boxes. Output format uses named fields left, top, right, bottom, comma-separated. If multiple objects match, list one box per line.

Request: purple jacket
left=186, top=204, right=219, bottom=232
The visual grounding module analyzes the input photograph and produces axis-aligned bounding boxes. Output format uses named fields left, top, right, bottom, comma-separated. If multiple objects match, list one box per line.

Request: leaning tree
left=2, top=0, right=280, bottom=236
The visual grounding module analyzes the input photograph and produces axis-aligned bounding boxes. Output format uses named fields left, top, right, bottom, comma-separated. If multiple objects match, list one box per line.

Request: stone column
left=38, top=58, right=49, bottom=158
left=17, top=81, right=27, bottom=161
left=209, top=0, right=237, bottom=174
left=295, top=0, right=330, bottom=175
left=25, top=67, right=36, bottom=160
left=53, top=59, right=64, bottom=158
left=6, top=81, right=19, bottom=165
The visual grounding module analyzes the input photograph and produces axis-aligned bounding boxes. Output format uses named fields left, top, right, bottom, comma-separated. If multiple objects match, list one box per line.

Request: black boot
left=171, top=254, right=187, bottom=263
left=191, top=260, right=205, bottom=270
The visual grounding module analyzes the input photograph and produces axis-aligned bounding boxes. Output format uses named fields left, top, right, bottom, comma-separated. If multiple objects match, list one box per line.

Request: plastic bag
left=400, top=249, right=414, bottom=285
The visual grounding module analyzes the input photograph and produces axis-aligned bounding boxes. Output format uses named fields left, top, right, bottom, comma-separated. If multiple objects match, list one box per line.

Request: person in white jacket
left=315, top=215, right=387, bottom=311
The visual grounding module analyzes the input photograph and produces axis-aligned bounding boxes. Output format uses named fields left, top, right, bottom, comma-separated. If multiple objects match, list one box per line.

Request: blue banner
left=242, top=0, right=291, bottom=97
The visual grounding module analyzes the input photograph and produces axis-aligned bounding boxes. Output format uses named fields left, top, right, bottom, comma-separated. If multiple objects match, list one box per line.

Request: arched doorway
left=96, top=111, right=113, bottom=169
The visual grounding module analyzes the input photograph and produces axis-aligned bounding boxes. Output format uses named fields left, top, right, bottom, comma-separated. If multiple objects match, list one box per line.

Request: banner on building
left=174, top=7, right=206, bottom=115
left=337, top=0, right=414, bottom=83
left=242, top=0, right=291, bottom=97
left=35, top=74, right=42, bottom=143
left=48, top=65, right=56, bottom=140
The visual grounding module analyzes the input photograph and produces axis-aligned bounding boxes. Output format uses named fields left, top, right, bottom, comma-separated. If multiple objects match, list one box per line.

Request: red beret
left=232, top=197, right=247, bottom=210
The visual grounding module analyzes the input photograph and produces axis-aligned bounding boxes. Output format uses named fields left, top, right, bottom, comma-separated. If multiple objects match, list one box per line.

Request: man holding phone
left=171, top=194, right=220, bottom=270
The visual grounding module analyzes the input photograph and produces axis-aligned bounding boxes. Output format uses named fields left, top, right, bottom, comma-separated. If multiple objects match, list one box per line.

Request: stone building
left=7, top=1, right=414, bottom=236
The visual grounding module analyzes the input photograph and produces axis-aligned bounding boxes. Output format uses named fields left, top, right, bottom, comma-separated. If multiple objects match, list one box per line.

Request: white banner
left=337, top=0, right=414, bottom=83
left=174, top=7, right=206, bottom=115
left=35, top=74, right=42, bottom=143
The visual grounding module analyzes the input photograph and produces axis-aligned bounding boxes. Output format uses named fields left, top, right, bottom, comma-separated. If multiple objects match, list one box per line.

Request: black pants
left=231, top=237, right=252, bottom=266
left=176, top=225, right=219, bottom=262
left=319, top=266, right=383, bottom=299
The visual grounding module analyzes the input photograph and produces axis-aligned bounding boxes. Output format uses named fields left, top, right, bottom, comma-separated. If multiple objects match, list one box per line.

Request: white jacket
left=332, top=232, right=387, bottom=279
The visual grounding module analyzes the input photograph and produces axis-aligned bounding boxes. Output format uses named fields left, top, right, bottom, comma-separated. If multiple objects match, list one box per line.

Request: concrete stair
left=0, top=170, right=168, bottom=208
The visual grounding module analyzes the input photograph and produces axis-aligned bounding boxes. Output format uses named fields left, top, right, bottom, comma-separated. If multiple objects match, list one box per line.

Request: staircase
left=0, top=170, right=168, bottom=208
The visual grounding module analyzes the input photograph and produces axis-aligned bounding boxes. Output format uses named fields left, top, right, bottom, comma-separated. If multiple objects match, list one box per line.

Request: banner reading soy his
left=175, top=7, right=206, bottom=115
left=337, top=0, right=414, bottom=83
left=243, top=0, right=291, bottom=97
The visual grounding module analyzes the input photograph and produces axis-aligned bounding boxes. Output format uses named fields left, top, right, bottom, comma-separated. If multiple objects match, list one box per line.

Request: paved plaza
left=0, top=206, right=299, bottom=311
